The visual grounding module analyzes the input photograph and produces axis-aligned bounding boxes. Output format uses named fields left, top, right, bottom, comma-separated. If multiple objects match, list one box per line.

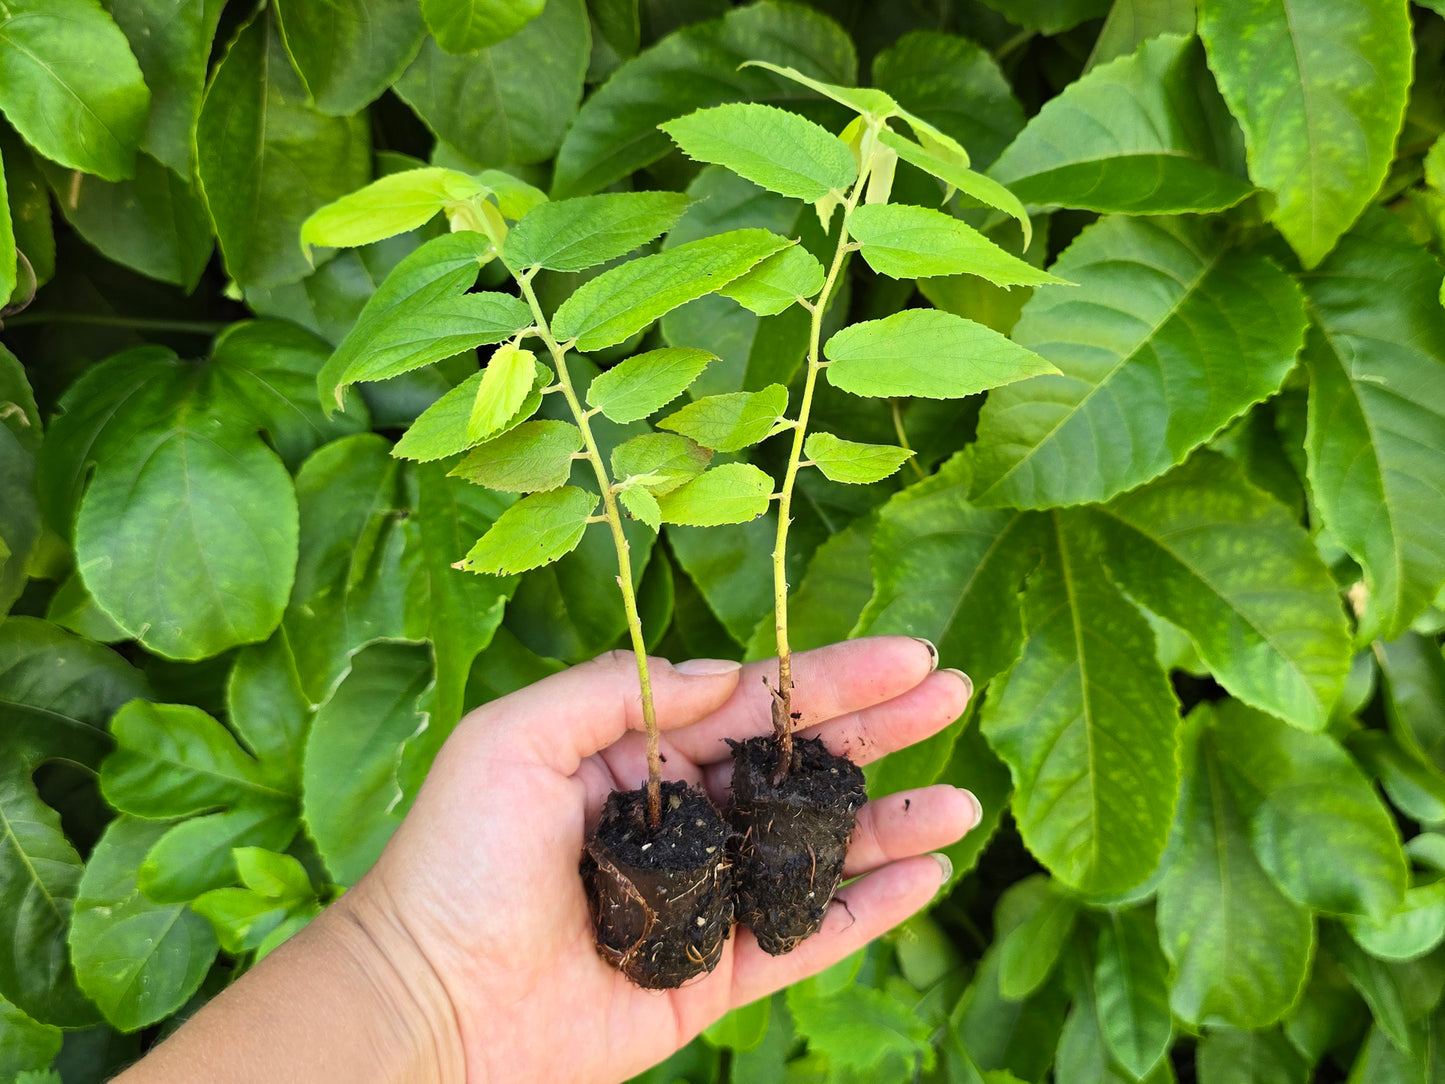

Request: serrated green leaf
left=879, top=128, right=1032, bottom=248
left=847, top=202, right=1065, bottom=286
left=718, top=245, right=825, bottom=316
left=997, top=877, right=1079, bottom=1000
left=450, top=420, right=582, bottom=492
left=971, top=215, right=1307, bottom=509
left=421, top=0, right=543, bottom=54
left=587, top=348, right=714, bottom=423
left=1094, top=909, right=1173, bottom=1080
left=824, top=307, right=1059, bottom=399
left=458, top=486, right=597, bottom=575
left=657, top=463, right=773, bottom=527
left=1198, top=0, right=1411, bottom=266
left=661, top=102, right=857, bottom=202
left=803, top=432, right=912, bottom=484
left=552, top=228, right=791, bottom=351
left=503, top=191, right=691, bottom=272
left=989, top=34, right=1251, bottom=215
left=392, top=365, right=548, bottom=462
left=788, top=980, right=933, bottom=1074
left=467, top=344, right=537, bottom=442
left=301, top=168, right=487, bottom=251
left=619, top=486, right=662, bottom=531
left=610, top=432, right=712, bottom=494
left=1094, top=452, right=1351, bottom=732
left=657, top=384, right=788, bottom=452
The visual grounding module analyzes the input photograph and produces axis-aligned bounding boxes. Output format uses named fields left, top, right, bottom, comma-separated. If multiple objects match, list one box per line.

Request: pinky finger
left=726, top=855, right=947, bottom=1007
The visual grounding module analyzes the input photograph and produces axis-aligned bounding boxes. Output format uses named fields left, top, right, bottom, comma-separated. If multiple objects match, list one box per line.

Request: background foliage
left=1, top=0, right=1445, bottom=1081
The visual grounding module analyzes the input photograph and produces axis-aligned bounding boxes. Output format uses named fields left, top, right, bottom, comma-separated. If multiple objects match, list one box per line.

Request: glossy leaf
left=422, top=0, right=542, bottom=53
left=586, top=347, right=713, bottom=423
left=997, top=877, right=1079, bottom=1000
left=301, top=168, right=486, bottom=252
left=503, top=192, right=691, bottom=272
left=1346, top=881, right=1445, bottom=962
left=0, top=993, right=61, bottom=1081
left=137, top=804, right=297, bottom=904
left=458, top=486, right=597, bottom=575
left=450, top=420, right=583, bottom=492
left=275, top=0, right=426, bottom=115
left=657, top=463, right=774, bottom=527
left=803, top=433, right=912, bottom=485
left=657, top=384, right=788, bottom=452
left=1094, top=908, right=1173, bottom=1079
left=847, top=203, right=1065, bottom=286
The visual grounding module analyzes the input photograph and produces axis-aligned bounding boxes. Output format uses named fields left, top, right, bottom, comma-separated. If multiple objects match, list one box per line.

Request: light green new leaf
left=657, top=464, right=774, bottom=527
left=1197, top=0, right=1411, bottom=266
left=137, top=804, right=297, bottom=904
left=421, top=0, right=543, bottom=53
left=738, top=60, right=896, bottom=119
left=879, top=128, right=1032, bottom=248
left=1196, top=1027, right=1309, bottom=1084
left=971, top=215, right=1307, bottom=509
left=1094, top=452, right=1351, bottom=731
left=301, top=168, right=486, bottom=252
left=0, top=152, right=13, bottom=303
left=619, top=486, right=662, bottom=532
left=989, top=34, right=1251, bottom=215
left=997, top=877, right=1079, bottom=1000
left=718, top=245, right=825, bottom=316
left=847, top=203, right=1065, bottom=286
left=610, top=433, right=712, bottom=494
left=587, top=348, right=714, bottom=423
left=68, top=817, right=218, bottom=1032
left=1346, top=881, right=1445, bottom=963
left=274, top=0, right=426, bottom=115
left=981, top=512, right=1180, bottom=894
left=803, top=433, right=912, bottom=485
left=504, top=192, right=691, bottom=272
left=392, top=365, right=547, bottom=462
left=824, top=308, right=1059, bottom=399
left=0, top=0, right=150, bottom=181
left=236, top=848, right=313, bottom=901
left=189, top=888, right=292, bottom=955
left=1211, top=700, right=1407, bottom=920
left=657, top=384, right=788, bottom=452
left=1157, top=707, right=1314, bottom=1029
left=459, top=487, right=596, bottom=575
left=552, top=228, right=791, bottom=351
left=450, top=420, right=582, bottom=492
left=1094, top=909, right=1174, bottom=1080
left=1299, top=212, right=1445, bottom=641
left=661, top=102, right=857, bottom=202
left=468, top=344, right=537, bottom=442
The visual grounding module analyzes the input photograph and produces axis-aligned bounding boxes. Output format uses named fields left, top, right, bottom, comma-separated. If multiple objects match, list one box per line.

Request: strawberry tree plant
left=2, top=0, right=1445, bottom=1079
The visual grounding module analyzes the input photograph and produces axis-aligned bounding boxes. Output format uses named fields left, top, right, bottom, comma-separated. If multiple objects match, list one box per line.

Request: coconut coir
left=727, top=735, right=867, bottom=956
left=582, top=780, right=733, bottom=989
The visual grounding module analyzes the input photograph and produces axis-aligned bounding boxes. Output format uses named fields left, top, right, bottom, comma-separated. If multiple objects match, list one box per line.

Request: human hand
left=355, top=636, right=978, bottom=1084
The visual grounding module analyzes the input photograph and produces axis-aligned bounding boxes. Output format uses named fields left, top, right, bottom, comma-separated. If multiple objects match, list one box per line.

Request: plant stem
left=0, top=312, right=229, bottom=335
left=892, top=399, right=926, bottom=481
left=513, top=271, right=664, bottom=827
left=769, top=149, right=873, bottom=780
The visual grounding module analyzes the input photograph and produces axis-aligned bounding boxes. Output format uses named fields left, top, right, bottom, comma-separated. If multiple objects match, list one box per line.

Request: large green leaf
left=656, top=463, right=774, bottom=527
left=0, top=0, right=149, bottom=181
left=0, top=347, right=40, bottom=614
left=971, top=214, right=1307, bottom=509
left=989, top=34, right=1251, bottom=214
left=846, top=203, right=1064, bottom=287
left=1093, top=452, right=1351, bottom=731
left=1088, top=0, right=1198, bottom=70
left=550, top=2, right=856, bottom=197
left=275, top=0, right=426, bottom=115
left=657, top=384, right=789, bottom=453
left=459, top=486, right=597, bottom=575
left=1197, top=0, right=1411, bottom=266
left=195, top=11, right=370, bottom=289
left=1156, top=706, right=1314, bottom=1029
left=1298, top=212, right=1445, bottom=642
left=421, top=0, right=543, bottom=53
left=504, top=192, right=692, bottom=273
left=981, top=512, right=1180, bottom=895
left=300, top=168, right=486, bottom=252
left=396, top=0, right=588, bottom=168
left=68, top=817, right=218, bottom=1031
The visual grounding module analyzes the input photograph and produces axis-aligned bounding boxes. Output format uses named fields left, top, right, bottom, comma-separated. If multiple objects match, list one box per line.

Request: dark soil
left=726, top=735, right=867, bottom=956
left=581, top=780, right=733, bottom=989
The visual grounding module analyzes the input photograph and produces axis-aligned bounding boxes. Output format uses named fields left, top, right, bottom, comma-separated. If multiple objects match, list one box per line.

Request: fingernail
left=675, top=658, right=743, bottom=676
left=912, top=637, right=939, bottom=671
left=958, top=788, right=983, bottom=828
left=942, top=667, right=973, bottom=699
left=930, top=852, right=953, bottom=885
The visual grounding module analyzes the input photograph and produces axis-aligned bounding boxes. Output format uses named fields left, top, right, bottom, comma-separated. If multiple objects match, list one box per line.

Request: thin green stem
left=0, top=312, right=228, bottom=335
left=892, top=399, right=926, bottom=481
left=513, top=271, right=664, bottom=826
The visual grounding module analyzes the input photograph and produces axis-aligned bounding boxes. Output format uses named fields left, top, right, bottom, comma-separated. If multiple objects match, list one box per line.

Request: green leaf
left=1196, top=1026, right=1308, bottom=1084
left=468, top=344, right=537, bottom=442
left=195, top=11, right=370, bottom=289
left=997, top=877, right=1079, bottom=1000
left=1349, top=729, right=1445, bottom=827
left=236, top=847, right=313, bottom=901
left=619, top=486, right=662, bottom=531
left=503, top=192, right=691, bottom=272
left=657, top=384, right=788, bottom=452
left=989, top=34, right=1251, bottom=215
left=189, top=887, right=292, bottom=955
left=396, top=0, right=588, bottom=167
left=878, top=128, right=1033, bottom=248
left=450, top=419, right=583, bottom=492
left=0, top=347, right=40, bottom=614
left=661, top=102, right=857, bottom=202
left=1088, top=0, right=1198, bottom=70
left=137, top=804, right=297, bottom=904
left=1321, top=923, right=1445, bottom=1055
left=1157, top=706, right=1314, bottom=1029
left=422, top=0, right=542, bottom=52
left=275, top=0, right=426, bottom=115
left=657, top=463, right=774, bottom=527
left=0, top=993, right=61, bottom=1081
left=1093, top=452, right=1351, bottom=732
left=1299, top=212, right=1445, bottom=641
left=703, top=997, right=771, bottom=1052
left=318, top=232, right=532, bottom=409
left=955, top=932, right=1070, bottom=1081
left=978, top=0, right=1111, bottom=34
left=301, top=168, right=487, bottom=252
left=0, top=129, right=52, bottom=292
left=718, top=245, right=825, bottom=316
left=586, top=347, right=714, bottom=423
left=0, top=0, right=150, bottom=181
left=788, top=980, right=933, bottom=1075
left=971, top=215, right=1307, bottom=509
left=1346, top=881, right=1445, bottom=963
left=847, top=203, right=1066, bottom=286
left=302, top=642, right=433, bottom=885
left=68, top=817, right=218, bottom=1032
left=392, top=365, right=547, bottom=462
left=552, top=228, right=792, bottom=351
left=824, top=308, right=1060, bottom=399
left=1376, top=633, right=1445, bottom=776
left=0, top=146, right=17, bottom=304
left=550, top=2, right=857, bottom=197
left=1197, top=0, right=1411, bottom=266
left=853, top=453, right=1042, bottom=688
left=803, top=433, right=912, bottom=485
left=458, top=486, right=596, bottom=575
left=1094, top=908, right=1173, bottom=1080
left=610, top=432, right=712, bottom=494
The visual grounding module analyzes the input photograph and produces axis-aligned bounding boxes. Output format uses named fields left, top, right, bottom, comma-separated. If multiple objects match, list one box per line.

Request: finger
left=459, top=651, right=743, bottom=772
left=842, top=786, right=981, bottom=879
left=703, top=669, right=971, bottom=796
left=667, top=637, right=940, bottom=765
left=593, top=731, right=707, bottom=799
left=728, top=856, right=947, bottom=1006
